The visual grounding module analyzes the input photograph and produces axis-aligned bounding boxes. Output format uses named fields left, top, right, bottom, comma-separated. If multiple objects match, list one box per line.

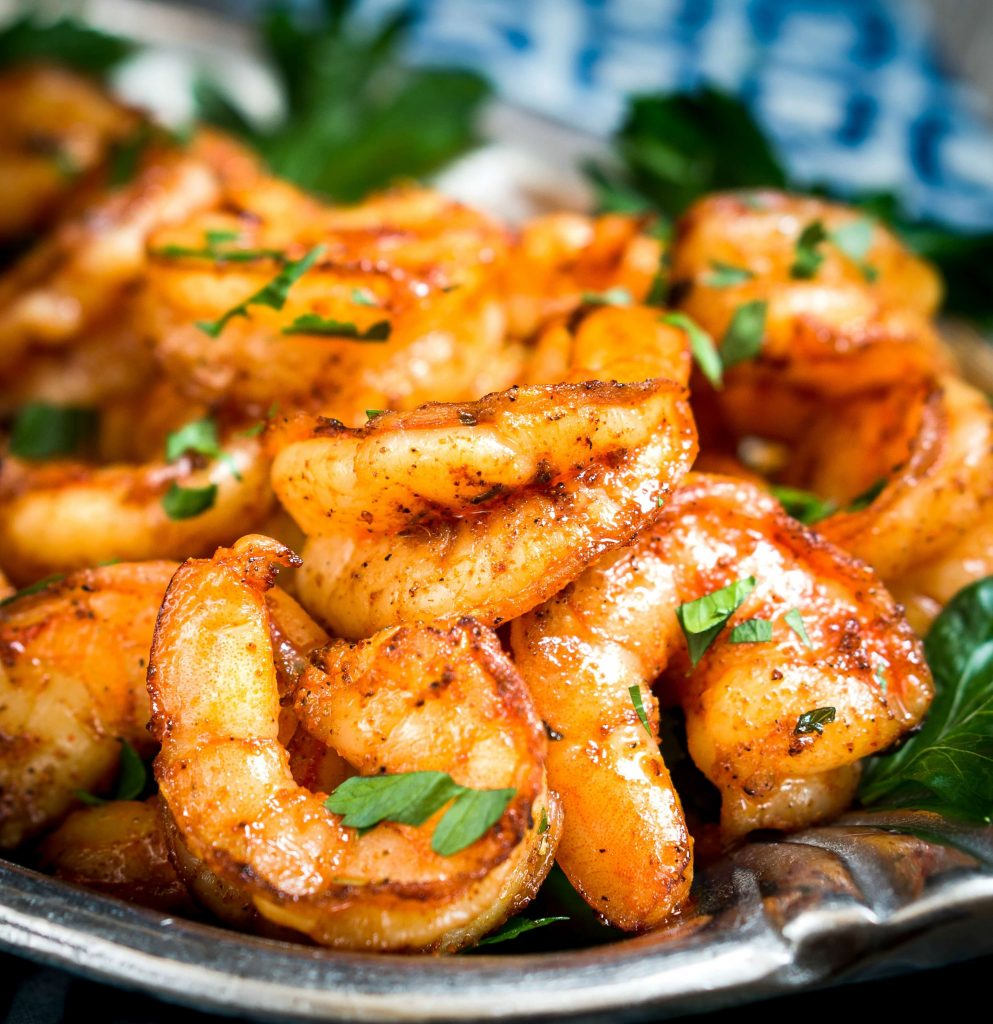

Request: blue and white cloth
left=258, top=0, right=993, bottom=231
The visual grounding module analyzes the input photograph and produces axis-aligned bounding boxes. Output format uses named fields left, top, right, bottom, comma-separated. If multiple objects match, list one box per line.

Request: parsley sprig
left=325, top=771, right=514, bottom=856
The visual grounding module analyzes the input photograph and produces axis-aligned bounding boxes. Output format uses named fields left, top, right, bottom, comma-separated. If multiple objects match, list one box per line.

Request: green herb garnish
left=197, top=244, right=324, bottom=338
left=351, top=288, right=378, bottom=307
left=477, top=916, right=568, bottom=947
left=795, top=707, right=836, bottom=735
left=830, top=218, right=877, bottom=281
left=720, top=300, right=767, bottom=368
left=75, top=740, right=148, bottom=806
left=0, top=14, right=132, bottom=76
left=847, top=477, right=888, bottom=512
left=194, top=0, right=489, bottom=203
left=790, top=220, right=829, bottom=279
left=783, top=608, right=813, bottom=649
left=860, top=575, right=993, bottom=821
left=768, top=484, right=837, bottom=524
left=538, top=808, right=549, bottom=835
left=161, top=482, right=218, bottom=521
left=282, top=314, right=391, bottom=341
left=9, top=403, right=98, bottom=460
left=729, top=618, right=772, bottom=644
left=0, top=574, right=65, bottom=609
left=164, top=418, right=221, bottom=463
left=325, top=771, right=514, bottom=856
left=153, top=228, right=284, bottom=263
left=628, top=684, right=653, bottom=736
left=580, top=287, right=633, bottom=307
left=659, top=311, right=722, bottom=388
left=702, top=260, right=754, bottom=288
left=676, top=576, right=757, bottom=666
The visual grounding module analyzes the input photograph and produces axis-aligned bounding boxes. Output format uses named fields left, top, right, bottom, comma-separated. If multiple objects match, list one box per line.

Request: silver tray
left=2, top=2, right=993, bottom=1019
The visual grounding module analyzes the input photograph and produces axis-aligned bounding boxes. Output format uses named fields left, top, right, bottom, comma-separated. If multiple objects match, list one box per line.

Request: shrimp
left=144, top=187, right=515, bottom=422
left=514, top=474, right=932, bottom=854
left=272, top=305, right=696, bottom=637
left=0, top=65, right=141, bottom=241
left=148, top=534, right=558, bottom=951
left=669, top=191, right=949, bottom=412
left=0, top=431, right=273, bottom=584
left=38, top=798, right=194, bottom=914
left=505, top=212, right=664, bottom=338
left=0, top=561, right=174, bottom=848
left=786, top=374, right=993, bottom=593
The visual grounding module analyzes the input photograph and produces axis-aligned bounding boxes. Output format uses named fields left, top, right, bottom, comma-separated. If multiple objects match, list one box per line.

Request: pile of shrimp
left=4, top=65, right=984, bottom=954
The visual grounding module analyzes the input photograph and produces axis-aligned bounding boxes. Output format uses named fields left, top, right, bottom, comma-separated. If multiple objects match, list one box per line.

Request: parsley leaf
left=161, top=482, right=217, bottom=520
left=580, top=288, right=634, bottom=307
left=197, top=245, right=324, bottom=338
left=860, top=575, right=993, bottom=821
left=659, top=311, right=722, bottom=388
left=326, top=771, right=515, bottom=856
left=350, top=287, right=378, bottom=307
left=795, top=707, right=836, bottom=735
left=477, top=916, right=569, bottom=947
left=830, top=218, right=878, bottom=281
left=720, top=300, right=767, bottom=368
left=847, top=477, right=888, bottom=512
left=628, top=684, right=653, bottom=736
left=9, top=403, right=98, bottom=460
left=791, top=220, right=829, bottom=279
left=164, top=418, right=221, bottom=463
left=0, top=14, right=132, bottom=76
left=784, top=608, right=813, bottom=649
left=701, top=260, right=754, bottom=288
left=538, top=808, right=549, bottom=835
left=281, top=315, right=391, bottom=341
left=676, top=576, right=757, bottom=666
left=768, top=484, right=837, bottom=524
left=0, top=574, right=65, bottom=610
left=729, top=618, right=772, bottom=644
left=75, top=740, right=149, bottom=806
left=195, top=2, right=489, bottom=203
left=153, top=229, right=284, bottom=263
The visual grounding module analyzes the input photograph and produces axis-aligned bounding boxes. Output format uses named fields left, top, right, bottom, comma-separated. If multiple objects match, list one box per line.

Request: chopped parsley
left=676, top=576, right=757, bottom=666
left=701, top=260, right=754, bottom=288
left=783, top=608, right=813, bottom=649
left=628, top=684, right=653, bottom=736
left=720, top=300, right=767, bottom=368
left=794, top=707, right=836, bottom=735
left=325, top=771, right=514, bottom=857
left=160, top=482, right=218, bottom=521
left=75, top=740, right=148, bottom=806
left=477, top=916, right=568, bottom=947
left=282, top=314, right=392, bottom=341
left=659, top=311, right=723, bottom=388
left=790, top=220, right=829, bottom=279
left=196, top=244, right=325, bottom=338
left=768, top=484, right=837, bottom=525
left=0, top=574, right=65, bottom=609
left=9, top=403, right=98, bottom=460
left=580, top=287, right=634, bottom=307
left=729, top=618, right=773, bottom=644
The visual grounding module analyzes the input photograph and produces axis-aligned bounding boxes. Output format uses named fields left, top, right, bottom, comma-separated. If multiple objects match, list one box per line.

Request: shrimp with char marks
left=148, top=534, right=559, bottom=951
left=271, top=304, right=696, bottom=637
left=513, top=474, right=933, bottom=859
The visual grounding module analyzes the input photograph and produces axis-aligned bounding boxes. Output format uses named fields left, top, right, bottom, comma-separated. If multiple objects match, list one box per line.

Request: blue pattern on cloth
left=346, top=0, right=993, bottom=229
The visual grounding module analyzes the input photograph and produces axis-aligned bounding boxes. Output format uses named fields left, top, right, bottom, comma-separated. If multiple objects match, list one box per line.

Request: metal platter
left=1, top=2, right=992, bottom=1019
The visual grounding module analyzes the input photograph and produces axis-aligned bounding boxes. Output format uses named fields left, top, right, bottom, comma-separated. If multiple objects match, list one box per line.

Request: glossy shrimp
left=784, top=374, right=993, bottom=627
left=514, top=474, right=932, bottom=857
left=144, top=187, right=516, bottom=422
left=272, top=304, right=697, bottom=637
left=148, top=535, right=558, bottom=951
left=669, top=191, right=949, bottom=424
left=0, top=561, right=175, bottom=848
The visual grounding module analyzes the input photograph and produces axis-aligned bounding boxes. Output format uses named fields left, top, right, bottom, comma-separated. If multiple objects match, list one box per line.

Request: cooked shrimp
left=516, top=474, right=932, bottom=847
left=0, top=136, right=223, bottom=372
left=148, top=535, right=558, bottom=951
left=272, top=305, right=696, bottom=637
left=145, top=187, right=514, bottom=422
left=0, top=65, right=141, bottom=241
left=505, top=212, right=664, bottom=337
left=38, top=798, right=194, bottom=913
left=787, top=375, right=993, bottom=587
left=0, top=561, right=174, bottom=848
left=0, top=432, right=273, bottom=584
left=670, top=191, right=949, bottom=407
